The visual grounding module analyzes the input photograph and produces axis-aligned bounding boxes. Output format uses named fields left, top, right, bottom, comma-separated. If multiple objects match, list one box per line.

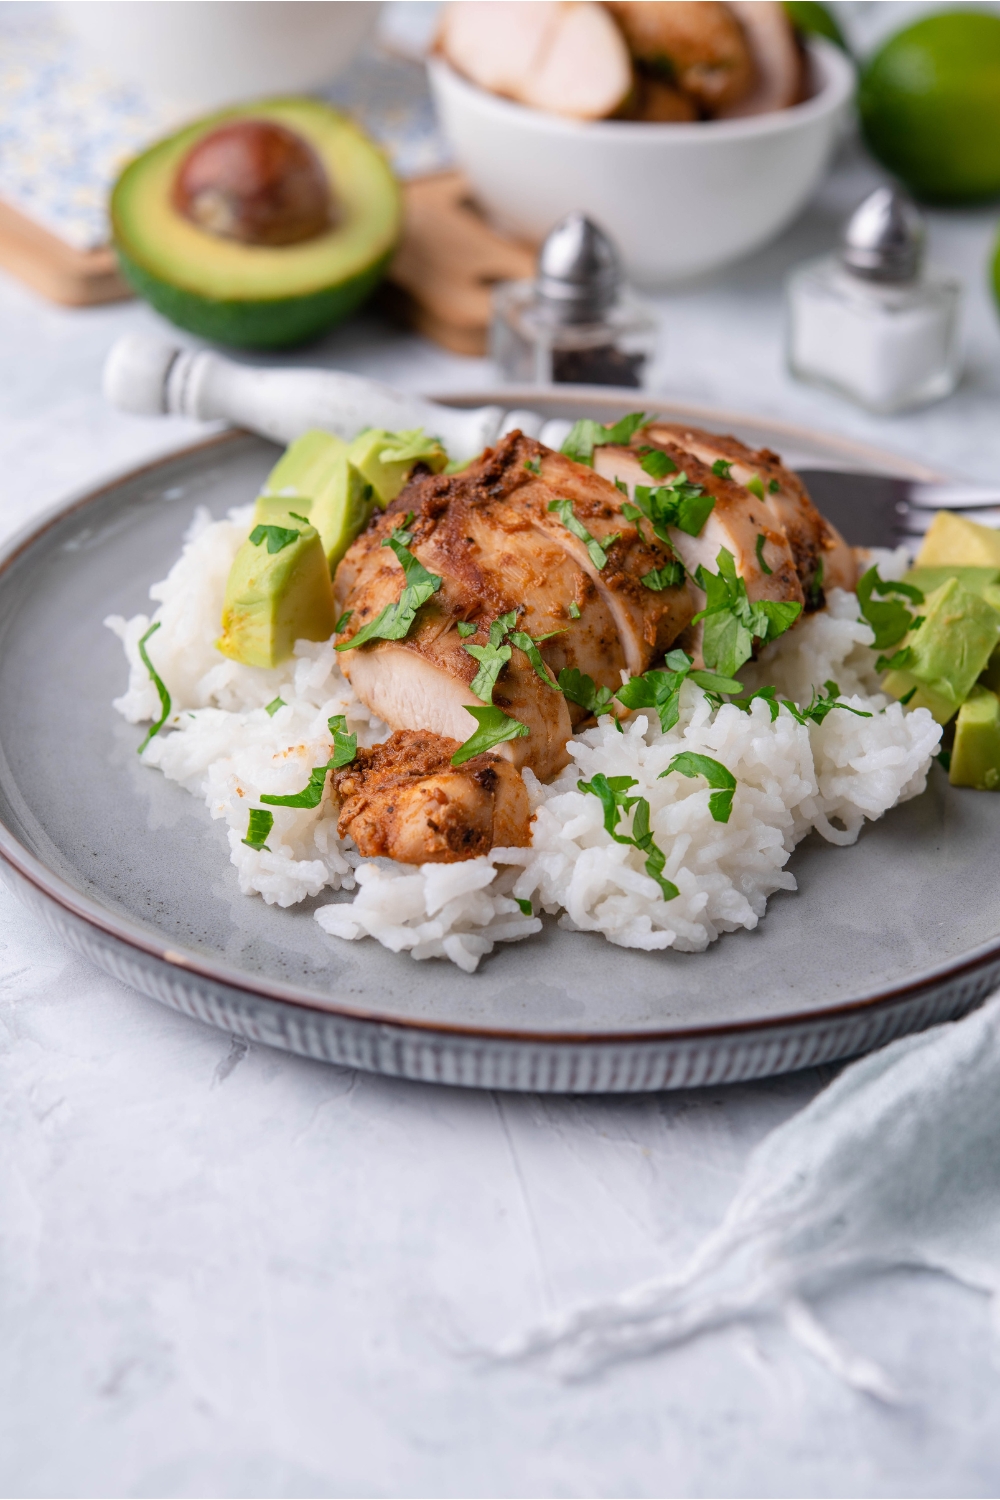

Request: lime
left=859, top=11, right=1000, bottom=204
left=782, top=2, right=848, bottom=51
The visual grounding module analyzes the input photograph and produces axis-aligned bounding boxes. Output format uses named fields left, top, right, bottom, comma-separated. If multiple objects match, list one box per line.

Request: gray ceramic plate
left=2, top=390, right=998, bottom=1092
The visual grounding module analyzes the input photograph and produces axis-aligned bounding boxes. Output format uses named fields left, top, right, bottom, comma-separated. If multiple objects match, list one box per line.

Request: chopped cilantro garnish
left=524, top=458, right=541, bottom=475
left=857, top=566, right=924, bottom=653
left=557, top=667, right=615, bottom=717
left=875, top=645, right=913, bottom=673
left=745, top=474, right=765, bottom=502
left=734, top=684, right=780, bottom=721
left=768, top=479, right=780, bottom=494
left=288, top=511, right=310, bottom=526
left=328, top=714, right=358, bottom=767
left=509, top=630, right=561, bottom=690
left=242, top=808, right=274, bottom=852
left=451, top=705, right=530, bottom=765
left=641, top=563, right=686, bottom=592
left=515, top=897, right=534, bottom=916
left=569, top=601, right=581, bottom=620
left=614, top=477, right=629, bottom=496
left=755, top=533, right=773, bottom=576
left=663, top=752, right=737, bottom=823
left=259, top=717, right=356, bottom=809
left=616, top=649, right=742, bottom=733
left=249, top=523, right=301, bottom=554
left=462, top=613, right=561, bottom=699
left=336, top=525, right=442, bottom=651
left=456, top=620, right=477, bottom=638
left=712, top=459, right=733, bottom=480
left=548, top=498, right=618, bottom=570
left=465, top=639, right=512, bottom=702
left=560, top=412, right=656, bottom=466
left=783, top=681, right=872, bottom=726
left=693, top=547, right=801, bottom=678
left=137, top=621, right=172, bottom=755
left=261, top=764, right=332, bottom=810
left=899, top=686, right=918, bottom=707
left=735, top=680, right=871, bottom=726
left=577, top=772, right=678, bottom=900
left=639, top=447, right=678, bottom=480
left=334, top=609, right=353, bottom=633
left=631, top=475, right=715, bottom=541
left=264, top=696, right=286, bottom=717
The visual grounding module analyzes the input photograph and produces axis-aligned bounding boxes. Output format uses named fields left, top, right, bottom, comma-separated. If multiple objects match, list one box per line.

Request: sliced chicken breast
left=643, top=423, right=857, bottom=599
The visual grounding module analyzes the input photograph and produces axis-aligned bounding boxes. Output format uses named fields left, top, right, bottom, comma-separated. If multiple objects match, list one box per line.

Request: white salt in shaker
left=786, top=187, right=961, bottom=415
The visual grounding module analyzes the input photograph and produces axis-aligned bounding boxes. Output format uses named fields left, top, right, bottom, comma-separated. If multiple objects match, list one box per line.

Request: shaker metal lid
left=840, top=186, right=925, bottom=283
left=537, top=212, right=621, bottom=318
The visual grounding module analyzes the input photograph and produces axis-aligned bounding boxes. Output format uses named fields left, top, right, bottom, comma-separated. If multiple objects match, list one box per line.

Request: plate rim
left=0, top=409, right=985, bottom=1059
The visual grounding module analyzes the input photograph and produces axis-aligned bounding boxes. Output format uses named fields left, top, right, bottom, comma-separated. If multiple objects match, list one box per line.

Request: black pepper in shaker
left=490, top=213, right=657, bottom=388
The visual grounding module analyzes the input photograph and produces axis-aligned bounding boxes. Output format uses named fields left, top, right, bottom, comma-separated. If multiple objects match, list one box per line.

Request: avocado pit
left=173, top=119, right=335, bottom=247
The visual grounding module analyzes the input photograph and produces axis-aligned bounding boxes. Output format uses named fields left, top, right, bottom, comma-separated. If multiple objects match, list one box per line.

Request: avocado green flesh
left=217, top=527, right=335, bottom=669
left=951, top=685, right=1000, bottom=790
left=904, top=566, right=1000, bottom=599
left=111, top=98, right=400, bottom=349
left=882, top=578, right=1000, bottom=724
left=256, top=430, right=375, bottom=571
left=348, top=429, right=448, bottom=506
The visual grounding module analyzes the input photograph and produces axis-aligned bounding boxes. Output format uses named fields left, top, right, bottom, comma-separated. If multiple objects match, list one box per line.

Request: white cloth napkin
left=500, top=994, right=1000, bottom=1395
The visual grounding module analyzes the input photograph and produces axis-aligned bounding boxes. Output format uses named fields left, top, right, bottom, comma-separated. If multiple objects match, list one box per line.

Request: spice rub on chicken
left=334, top=729, right=530, bottom=864
left=333, top=428, right=696, bottom=782
left=330, top=420, right=854, bottom=864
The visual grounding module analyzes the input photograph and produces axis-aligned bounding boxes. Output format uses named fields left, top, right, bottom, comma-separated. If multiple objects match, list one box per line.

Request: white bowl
left=60, top=1, right=381, bottom=113
left=428, top=39, right=854, bottom=286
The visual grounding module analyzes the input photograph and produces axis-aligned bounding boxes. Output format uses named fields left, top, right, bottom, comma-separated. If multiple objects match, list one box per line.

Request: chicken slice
left=717, top=1, right=803, bottom=118
left=519, top=445, right=698, bottom=676
left=605, top=1, right=756, bottom=113
left=438, top=1, right=632, bottom=121
left=593, top=436, right=801, bottom=590
left=334, top=729, right=531, bottom=864
left=643, top=423, right=856, bottom=600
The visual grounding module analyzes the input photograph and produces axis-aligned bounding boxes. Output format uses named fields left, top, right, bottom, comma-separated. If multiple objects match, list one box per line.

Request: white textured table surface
left=3, top=132, right=1000, bottom=1498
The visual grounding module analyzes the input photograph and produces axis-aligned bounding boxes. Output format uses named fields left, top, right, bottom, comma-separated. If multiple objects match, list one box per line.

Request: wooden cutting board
left=0, top=197, right=130, bottom=306
left=384, top=171, right=536, bottom=355
left=0, top=171, right=535, bottom=354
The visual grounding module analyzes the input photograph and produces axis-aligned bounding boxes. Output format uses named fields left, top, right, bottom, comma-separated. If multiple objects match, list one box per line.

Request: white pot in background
left=429, top=38, right=855, bottom=287
left=60, top=1, right=381, bottom=113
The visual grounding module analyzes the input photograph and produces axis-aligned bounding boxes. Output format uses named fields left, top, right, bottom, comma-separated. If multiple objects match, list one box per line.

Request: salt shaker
left=490, top=214, right=657, bottom=388
left=786, top=187, right=961, bottom=415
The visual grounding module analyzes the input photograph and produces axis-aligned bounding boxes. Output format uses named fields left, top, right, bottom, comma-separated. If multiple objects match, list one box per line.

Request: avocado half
left=111, top=98, right=401, bottom=349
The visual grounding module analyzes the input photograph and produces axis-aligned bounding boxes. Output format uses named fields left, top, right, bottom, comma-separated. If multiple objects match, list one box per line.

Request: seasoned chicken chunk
left=334, top=729, right=531, bottom=864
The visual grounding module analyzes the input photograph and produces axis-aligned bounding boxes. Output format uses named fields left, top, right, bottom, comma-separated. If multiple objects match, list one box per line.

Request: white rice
left=107, top=516, right=940, bottom=972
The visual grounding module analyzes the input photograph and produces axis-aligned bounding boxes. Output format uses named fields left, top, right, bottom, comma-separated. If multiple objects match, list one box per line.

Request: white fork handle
left=102, top=334, right=546, bottom=460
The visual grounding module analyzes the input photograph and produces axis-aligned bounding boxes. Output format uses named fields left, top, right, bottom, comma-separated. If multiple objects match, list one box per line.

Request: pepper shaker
left=786, top=187, right=962, bottom=415
left=490, top=213, right=658, bottom=388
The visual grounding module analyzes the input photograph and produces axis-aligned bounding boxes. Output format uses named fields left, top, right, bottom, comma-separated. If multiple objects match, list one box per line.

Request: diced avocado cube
left=904, top=566, right=1000, bottom=598
left=882, top=577, right=1000, bottom=724
left=950, top=685, right=1000, bottom=790
left=217, top=525, right=335, bottom=669
left=256, top=430, right=374, bottom=573
left=347, top=427, right=448, bottom=507
left=916, top=511, right=1000, bottom=569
